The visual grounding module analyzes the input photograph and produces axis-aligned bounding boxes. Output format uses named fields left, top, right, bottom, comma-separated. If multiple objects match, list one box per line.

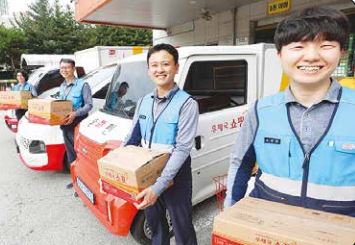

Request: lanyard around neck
left=64, top=84, right=74, bottom=100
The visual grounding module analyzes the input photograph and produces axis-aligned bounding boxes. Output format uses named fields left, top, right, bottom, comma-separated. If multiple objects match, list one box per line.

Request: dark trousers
left=145, top=156, right=197, bottom=245
left=60, top=115, right=87, bottom=164
left=15, top=109, right=27, bottom=121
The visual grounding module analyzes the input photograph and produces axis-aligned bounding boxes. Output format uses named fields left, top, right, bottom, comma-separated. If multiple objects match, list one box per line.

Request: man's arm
left=224, top=102, right=258, bottom=208
left=151, top=97, right=199, bottom=196
left=75, top=83, right=93, bottom=117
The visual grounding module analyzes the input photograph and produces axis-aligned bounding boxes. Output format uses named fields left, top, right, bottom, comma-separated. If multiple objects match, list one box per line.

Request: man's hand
left=63, top=112, right=76, bottom=125
left=134, top=187, right=158, bottom=210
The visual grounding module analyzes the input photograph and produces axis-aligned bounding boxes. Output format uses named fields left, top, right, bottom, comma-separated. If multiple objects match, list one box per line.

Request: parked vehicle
left=74, top=46, right=148, bottom=72
left=15, top=64, right=115, bottom=171
left=21, top=54, right=74, bottom=70
left=70, top=43, right=291, bottom=244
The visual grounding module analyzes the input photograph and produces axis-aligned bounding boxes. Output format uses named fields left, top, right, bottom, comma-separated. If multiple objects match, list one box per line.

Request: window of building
left=184, top=60, right=247, bottom=113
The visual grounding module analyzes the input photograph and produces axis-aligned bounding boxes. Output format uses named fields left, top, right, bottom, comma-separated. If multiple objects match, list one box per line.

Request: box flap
left=100, top=145, right=168, bottom=171
left=213, top=197, right=355, bottom=245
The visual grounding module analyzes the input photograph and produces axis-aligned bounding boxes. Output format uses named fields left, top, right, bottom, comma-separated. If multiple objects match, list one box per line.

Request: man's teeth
left=298, top=66, right=321, bottom=71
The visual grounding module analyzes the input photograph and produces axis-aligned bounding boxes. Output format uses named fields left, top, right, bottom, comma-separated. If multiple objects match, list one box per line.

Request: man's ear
left=340, top=49, right=347, bottom=58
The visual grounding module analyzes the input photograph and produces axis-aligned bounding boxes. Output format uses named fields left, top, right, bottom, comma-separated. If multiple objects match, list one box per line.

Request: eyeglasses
left=60, top=66, right=74, bottom=70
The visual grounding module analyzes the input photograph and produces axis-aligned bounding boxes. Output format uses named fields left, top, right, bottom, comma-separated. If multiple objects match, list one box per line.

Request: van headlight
left=29, top=140, right=46, bottom=154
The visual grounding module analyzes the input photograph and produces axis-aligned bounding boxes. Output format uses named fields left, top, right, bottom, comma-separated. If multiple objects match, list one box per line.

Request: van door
left=180, top=54, right=257, bottom=204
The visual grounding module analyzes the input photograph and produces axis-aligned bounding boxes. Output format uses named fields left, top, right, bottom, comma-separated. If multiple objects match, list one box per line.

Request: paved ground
left=0, top=113, right=219, bottom=245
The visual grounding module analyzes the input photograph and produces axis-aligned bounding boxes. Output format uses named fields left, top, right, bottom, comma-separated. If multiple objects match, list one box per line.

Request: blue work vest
left=12, top=82, right=32, bottom=92
left=138, top=89, right=190, bottom=151
left=59, top=79, right=85, bottom=110
left=252, top=87, right=355, bottom=216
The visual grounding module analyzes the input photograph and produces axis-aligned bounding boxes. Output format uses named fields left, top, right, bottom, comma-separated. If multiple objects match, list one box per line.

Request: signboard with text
left=268, top=0, right=291, bottom=15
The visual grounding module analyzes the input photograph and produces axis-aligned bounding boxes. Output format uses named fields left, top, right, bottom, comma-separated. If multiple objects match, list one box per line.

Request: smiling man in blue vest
left=225, top=6, right=355, bottom=217
left=125, top=44, right=199, bottom=245
left=59, top=58, right=93, bottom=175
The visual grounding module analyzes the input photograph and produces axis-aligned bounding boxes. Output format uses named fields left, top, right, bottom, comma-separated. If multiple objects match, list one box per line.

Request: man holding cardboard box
left=225, top=6, right=355, bottom=217
left=125, top=44, right=199, bottom=245
left=59, top=58, right=93, bottom=171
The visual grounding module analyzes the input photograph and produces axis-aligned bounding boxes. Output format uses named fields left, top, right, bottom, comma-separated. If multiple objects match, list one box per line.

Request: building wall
left=153, top=0, right=354, bottom=46
left=153, top=9, right=235, bottom=46
left=0, top=0, right=8, bottom=16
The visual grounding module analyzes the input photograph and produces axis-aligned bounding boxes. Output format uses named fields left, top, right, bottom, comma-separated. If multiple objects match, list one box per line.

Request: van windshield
left=103, top=60, right=154, bottom=119
left=27, top=69, right=45, bottom=85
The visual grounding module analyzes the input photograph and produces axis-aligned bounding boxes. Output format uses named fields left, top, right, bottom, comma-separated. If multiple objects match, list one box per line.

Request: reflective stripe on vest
left=254, top=87, right=355, bottom=202
left=60, top=79, right=85, bottom=110
left=138, top=89, right=190, bottom=150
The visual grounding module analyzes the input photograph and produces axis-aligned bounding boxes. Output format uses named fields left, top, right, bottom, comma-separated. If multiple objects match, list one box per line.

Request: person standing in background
left=12, top=69, right=37, bottom=120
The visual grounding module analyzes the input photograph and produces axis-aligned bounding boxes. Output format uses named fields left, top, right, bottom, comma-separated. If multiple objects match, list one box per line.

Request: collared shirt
left=225, top=80, right=341, bottom=207
left=61, top=78, right=93, bottom=117
left=285, top=81, right=340, bottom=153
left=125, top=84, right=199, bottom=195
left=12, top=82, right=37, bottom=96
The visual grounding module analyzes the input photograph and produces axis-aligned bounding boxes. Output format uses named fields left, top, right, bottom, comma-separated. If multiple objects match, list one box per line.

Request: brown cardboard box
left=212, top=197, right=355, bottom=245
left=98, top=145, right=170, bottom=200
left=28, top=99, right=72, bottom=125
left=0, top=91, right=32, bottom=109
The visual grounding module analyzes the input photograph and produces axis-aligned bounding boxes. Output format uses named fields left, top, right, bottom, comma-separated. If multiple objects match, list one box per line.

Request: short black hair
left=15, top=69, right=29, bottom=81
left=60, top=58, right=75, bottom=67
left=119, top=81, right=129, bottom=89
left=147, top=43, right=179, bottom=65
left=274, top=6, right=350, bottom=52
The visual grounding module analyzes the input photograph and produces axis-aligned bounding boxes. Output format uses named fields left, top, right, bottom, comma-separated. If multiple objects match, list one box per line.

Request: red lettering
left=212, top=125, right=217, bottom=133
left=237, top=116, right=244, bottom=127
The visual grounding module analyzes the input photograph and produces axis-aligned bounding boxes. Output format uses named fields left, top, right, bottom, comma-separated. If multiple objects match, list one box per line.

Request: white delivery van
left=74, top=46, right=148, bottom=72
left=15, top=63, right=116, bottom=171
left=71, top=43, right=286, bottom=244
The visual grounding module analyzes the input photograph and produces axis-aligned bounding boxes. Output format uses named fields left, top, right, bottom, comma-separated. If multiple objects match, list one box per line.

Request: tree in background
left=13, top=0, right=152, bottom=55
left=0, top=25, right=27, bottom=69
left=93, top=26, right=153, bottom=46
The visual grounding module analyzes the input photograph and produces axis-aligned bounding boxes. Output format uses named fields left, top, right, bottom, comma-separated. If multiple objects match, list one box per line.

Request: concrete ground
left=0, top=113, right=219, bottom=245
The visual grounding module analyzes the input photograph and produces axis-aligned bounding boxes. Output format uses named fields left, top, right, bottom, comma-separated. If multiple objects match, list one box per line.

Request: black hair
left=119, top=81, right=129, bottom=89
left=60, top=58, right=75, bottom=67
left=147, top=43, right=179, bottom=64
left=15, top=69, right=29, bottom=81
left=274, top=6, right=350, bottom=52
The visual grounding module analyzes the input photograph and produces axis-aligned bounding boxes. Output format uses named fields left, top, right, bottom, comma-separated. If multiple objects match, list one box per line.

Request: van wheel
left=130, top=210, right=174, bottom=245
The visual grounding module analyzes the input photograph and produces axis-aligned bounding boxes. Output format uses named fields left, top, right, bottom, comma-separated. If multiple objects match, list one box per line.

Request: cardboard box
left=212, top=197, right=355, bottom=245
left=0, top=91, right=32, bottom=110
left=28, top=99, right=72, bottom=125
left=98, top=145, right=170, bottom=201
